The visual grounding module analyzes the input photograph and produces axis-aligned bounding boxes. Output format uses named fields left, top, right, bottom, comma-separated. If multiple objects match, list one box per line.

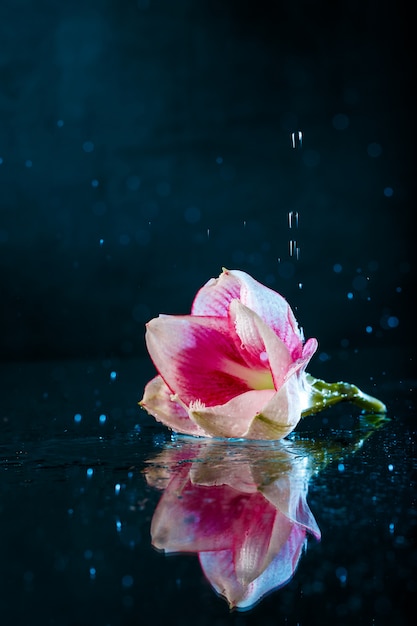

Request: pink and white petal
left=199, top=549, right=246, bottom=608
left=145, top=314, right=257, bottom=407
left=260, top=475, right=321, bottom=540
left=227, top=269, right=304, bottom=358
left=191, top=269, right=242, bottom=317
left=140, top=375, right=206, bottom=437
left=189, top=456, right=258, bottom=493
left=302, top=337, right=318, bottom=363
left=229, top=300, right=292, bottom=390
left=233, top=508, right=293, bottom=586
left=189, top=389, right=276, bottom=439
left=231, top=524, right=307, bottom=610
left=243, top=375, right=305, bottom=440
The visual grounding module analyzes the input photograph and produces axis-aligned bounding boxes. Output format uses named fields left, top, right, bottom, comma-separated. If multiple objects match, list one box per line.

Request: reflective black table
left=1, top=354, right=415, bottom=626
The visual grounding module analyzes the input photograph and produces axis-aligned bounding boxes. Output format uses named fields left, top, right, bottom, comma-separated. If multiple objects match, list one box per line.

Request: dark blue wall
left=0, top=0, right=414, bottom=362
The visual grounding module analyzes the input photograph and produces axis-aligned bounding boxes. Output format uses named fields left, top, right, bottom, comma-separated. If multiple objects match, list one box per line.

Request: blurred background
left=0, top=0, right=414, bottom=376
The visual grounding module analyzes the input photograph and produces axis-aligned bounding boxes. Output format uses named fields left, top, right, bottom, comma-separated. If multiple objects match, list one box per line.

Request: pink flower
left=145, top=439, right=321, bottom=610
left=140, top=269, right=318, bottom=440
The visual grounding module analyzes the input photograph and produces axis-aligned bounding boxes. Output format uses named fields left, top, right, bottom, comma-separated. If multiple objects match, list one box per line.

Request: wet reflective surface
left=1, top=356, right=416, bottom=625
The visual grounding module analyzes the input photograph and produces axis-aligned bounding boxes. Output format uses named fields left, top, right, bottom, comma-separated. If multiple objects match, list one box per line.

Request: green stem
left=302, top=374, right=387, bottom=418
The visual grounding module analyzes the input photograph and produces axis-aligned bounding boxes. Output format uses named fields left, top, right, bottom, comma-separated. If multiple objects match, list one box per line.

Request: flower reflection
left=145, top=437, right=326, bottom=610
left=144, top=414, right=387, bottom=610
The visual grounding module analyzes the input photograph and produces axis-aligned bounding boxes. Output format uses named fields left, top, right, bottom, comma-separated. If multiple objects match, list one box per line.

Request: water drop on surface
left=291, top=130, right=303, bottom=149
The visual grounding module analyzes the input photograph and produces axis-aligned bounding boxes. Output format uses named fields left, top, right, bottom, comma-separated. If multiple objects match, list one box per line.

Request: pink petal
left=145, top=314, right=269, bottom=407
left=151, top=476, right=268, bottom=554
left=261, top=476, right=321, bottom=541
left=140, top=375, right=206, bottom=437
left=199, top=522, right=306, bottom=610
left=229, top=300, right=292, bottom=390
left=192, top=269, right=305, bottom=358
left=189, top=374, right=306, bottom=440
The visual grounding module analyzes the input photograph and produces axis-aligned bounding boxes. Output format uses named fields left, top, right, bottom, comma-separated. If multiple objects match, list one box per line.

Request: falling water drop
left=288, top=211, right=299, bottom=229
left=291, top=131, right=303, bottom=150
left=207, top=228, right=210, bottom=239
left=289, top=240, right=298, bottom=257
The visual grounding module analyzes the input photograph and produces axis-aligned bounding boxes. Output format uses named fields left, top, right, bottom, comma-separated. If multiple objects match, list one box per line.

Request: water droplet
left=57, top=119, right=64, bottom=127
left=336, top=566, right=348, bottom=584
left=288, top=211, right=299, bottom=229
left=367, top=142, right=382, bottom=158
left=384, top=186, right=393, bottom=197
left=332, top=113, right=349, bottom=130
left=122, top=574, right=134, bottom=589
left=291, top=130, right=303, bottom=149
left=207, top=228, right=210, bottom=239
left=298, top=282, right=303, bottom=289
left=115, top=483, right=121, bottom=495
left=126, top=175, right=141, bottom=191
left=83, top=141, right=94, bottom=153
left=389, top=522, right=394, bottom=534
left=116, top=520, right=122, bottom=532
left=25, top=159, right=33, bottom=168
left=289, top=240, right=298, bottom=257
left=99, top=238, right=104, bottom=246
left=333, top=263, right=343, bottom=273
left=74, top=413, right=82, bottom=423
left=338, top=463, right=345, bottom=472
left=388, top=463, right=394, bottom=471
left=366, top=326, right=373, bottom=334
left=91, top=179, right=99, bottom=188
left=110, top=371, right=117, bottom=381
left=347, top=292, right=353, bottom=300
left=86, top=468, right=94, bottom=478
left=89, top=567, right=96, bottom=579
left=99, top=414, right=107, bottom=424
left=243, top=220, right=246, bottom=228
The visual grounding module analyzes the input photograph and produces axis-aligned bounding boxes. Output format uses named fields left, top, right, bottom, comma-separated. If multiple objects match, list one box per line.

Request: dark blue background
left=0, top=0, right=414, bottom=366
